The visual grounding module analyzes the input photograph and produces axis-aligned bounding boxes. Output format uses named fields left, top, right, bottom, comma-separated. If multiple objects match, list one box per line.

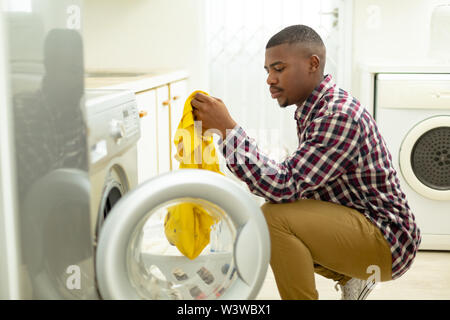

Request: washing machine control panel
left=121, top=102, right=140, bottom=139
left=85, top=89, right=141, bottom=167
left=109, top=102, right=139, bottom=143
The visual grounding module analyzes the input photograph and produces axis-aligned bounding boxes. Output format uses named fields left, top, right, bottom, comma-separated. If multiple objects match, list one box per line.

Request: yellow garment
left=164, top=90, right=223, bottom=259
left=173, top=90, right=224, bottom=172
left=164, top=203, right=217, bottom=259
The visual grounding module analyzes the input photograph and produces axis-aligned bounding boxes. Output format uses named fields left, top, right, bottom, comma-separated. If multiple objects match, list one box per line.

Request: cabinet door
left=136, top=89, right=158, bottom=183
left=169, top=80, right=188, bottom=171
left=156, top=85, right=171, bottom=174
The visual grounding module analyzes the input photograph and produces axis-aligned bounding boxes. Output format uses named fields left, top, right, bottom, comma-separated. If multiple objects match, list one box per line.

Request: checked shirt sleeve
left=218, top=113, right=361, bottom=203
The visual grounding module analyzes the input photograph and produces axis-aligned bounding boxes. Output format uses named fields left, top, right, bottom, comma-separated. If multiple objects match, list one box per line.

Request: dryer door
left=95, top=169, right=270, bottom=300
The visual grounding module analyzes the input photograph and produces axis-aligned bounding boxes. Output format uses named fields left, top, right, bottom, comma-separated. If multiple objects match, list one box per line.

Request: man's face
left=264, top=43, right=319, bottom=108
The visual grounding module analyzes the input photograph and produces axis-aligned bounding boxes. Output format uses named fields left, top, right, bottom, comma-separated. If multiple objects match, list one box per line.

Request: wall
left=82, top=1, right=450, bottom=108
left=82, top=0, right=208, bottom=91
left=351, top=0, right=450, bottom=99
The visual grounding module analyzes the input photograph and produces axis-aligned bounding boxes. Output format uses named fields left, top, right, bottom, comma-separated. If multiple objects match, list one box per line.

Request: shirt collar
left=294, top=74, right=335, bottom=122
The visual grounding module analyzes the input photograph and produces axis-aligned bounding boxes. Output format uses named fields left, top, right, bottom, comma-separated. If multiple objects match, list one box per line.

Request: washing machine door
left=95, top=169, right=270, bottom=300
left=399, top=115, right=450, bottom=200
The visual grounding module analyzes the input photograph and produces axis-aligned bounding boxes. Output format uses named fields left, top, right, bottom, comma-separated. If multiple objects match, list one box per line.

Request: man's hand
left=190, top=92, right=237, bottom=139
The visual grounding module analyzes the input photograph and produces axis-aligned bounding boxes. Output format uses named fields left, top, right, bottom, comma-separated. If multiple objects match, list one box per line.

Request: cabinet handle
left=139, top=110, right=148, bottom=118
left=162, top=100, right=170, bottom=106
left=172, top=95, right=180, bottom=101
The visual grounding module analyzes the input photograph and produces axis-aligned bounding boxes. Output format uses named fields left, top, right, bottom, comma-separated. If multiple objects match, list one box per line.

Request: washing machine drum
left=95, top=169, right=270, bottom=300
left=400, top=116, right=450, bottom=200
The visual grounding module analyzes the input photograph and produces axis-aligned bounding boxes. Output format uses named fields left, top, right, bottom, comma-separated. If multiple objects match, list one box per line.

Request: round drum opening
left=96, top=177, right=126, bottom=240
left=411, top=126, right=450, bottom=190
left=103, top=186, right=122, bottom=219
left=126, top=197, right=238, bottom=300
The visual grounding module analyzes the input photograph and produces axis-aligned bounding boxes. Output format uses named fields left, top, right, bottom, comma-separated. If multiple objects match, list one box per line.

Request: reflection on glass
left=127, top=198, right=238, bottom=300
left=6, top=0, right=95, bottom=299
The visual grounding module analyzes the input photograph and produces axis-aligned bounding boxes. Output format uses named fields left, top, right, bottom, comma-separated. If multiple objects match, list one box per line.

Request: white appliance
left=84, top=90, right=270, bottom=300
left=1, top=81, right=271, bottom=300
left=375, top=73, right=450, bottom=250
left=85, top=89, right=140, bottom=243
left=96, top=170, right=270, bottom=300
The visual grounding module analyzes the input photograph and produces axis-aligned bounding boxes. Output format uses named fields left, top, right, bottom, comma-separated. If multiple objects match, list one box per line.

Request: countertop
left=84, top=68, right=189, bottom=93
left=360, top=60, right=450, bottom=73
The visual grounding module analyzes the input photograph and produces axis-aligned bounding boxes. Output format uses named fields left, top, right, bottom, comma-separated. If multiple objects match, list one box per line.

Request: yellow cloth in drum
left=164, top=90, right=223, bottom=260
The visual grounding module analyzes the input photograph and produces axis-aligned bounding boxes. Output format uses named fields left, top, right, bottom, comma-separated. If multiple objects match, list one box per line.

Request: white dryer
left=375, top=73, right=450, bottom=250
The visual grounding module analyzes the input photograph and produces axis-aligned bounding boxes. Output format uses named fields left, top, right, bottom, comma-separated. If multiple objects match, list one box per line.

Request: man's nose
left=266, top=72, right=278, bottom=85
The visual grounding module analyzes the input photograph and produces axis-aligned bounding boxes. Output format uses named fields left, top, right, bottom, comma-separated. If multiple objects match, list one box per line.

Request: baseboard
left=418, top=234, right=450, bottom=251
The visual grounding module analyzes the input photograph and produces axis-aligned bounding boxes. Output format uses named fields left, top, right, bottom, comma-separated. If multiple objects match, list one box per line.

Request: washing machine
left=375, top=73, right=450, bottom=250
left=7, top=87, right=269, bottom=300
left=85, top=89, right=270, bottom=300
left=85, top=89, right=140, bottom=244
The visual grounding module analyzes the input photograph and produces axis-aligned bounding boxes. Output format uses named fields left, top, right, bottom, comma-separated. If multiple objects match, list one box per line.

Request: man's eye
left=274, top=67, right=284, bottom=72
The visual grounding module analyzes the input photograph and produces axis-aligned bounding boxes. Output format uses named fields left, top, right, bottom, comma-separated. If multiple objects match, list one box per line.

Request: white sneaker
left=335, top=278, right=376, bottom=300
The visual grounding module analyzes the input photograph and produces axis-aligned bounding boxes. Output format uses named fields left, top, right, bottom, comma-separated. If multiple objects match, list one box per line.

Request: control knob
left=110, top=119, right=125, bottom=143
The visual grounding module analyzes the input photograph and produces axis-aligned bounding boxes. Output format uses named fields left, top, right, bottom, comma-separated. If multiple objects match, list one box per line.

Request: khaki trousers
left=261, top=199, right=392, bottom=300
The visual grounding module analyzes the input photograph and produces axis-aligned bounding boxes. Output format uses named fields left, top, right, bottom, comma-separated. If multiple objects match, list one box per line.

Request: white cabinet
left=136, top=89, right=158, bottom=183
left=85, top=71, right=189, bottom=182
left=134, top=77, right=188, bottom=182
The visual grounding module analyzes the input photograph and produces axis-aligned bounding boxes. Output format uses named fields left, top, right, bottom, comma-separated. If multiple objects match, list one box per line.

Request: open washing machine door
left=95, top=169, right=270, bottom=300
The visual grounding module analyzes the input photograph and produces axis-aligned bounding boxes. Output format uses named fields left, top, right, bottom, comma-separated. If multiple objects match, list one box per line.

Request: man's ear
left=309, top=55, right=320, bottom=72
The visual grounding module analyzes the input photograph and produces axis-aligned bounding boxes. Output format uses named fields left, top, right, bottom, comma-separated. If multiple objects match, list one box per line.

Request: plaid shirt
left=218, top=74, right=421, bottom=280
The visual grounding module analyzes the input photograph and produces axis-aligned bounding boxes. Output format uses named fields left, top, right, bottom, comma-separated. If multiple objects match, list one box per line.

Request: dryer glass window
left=126, top=198, right=238, bottom=300
left=411, top=126, right=450, bottom=190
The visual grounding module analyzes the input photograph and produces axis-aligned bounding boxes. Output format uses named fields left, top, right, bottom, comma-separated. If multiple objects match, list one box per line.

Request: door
left=95, top=169, right=270, bottom=300
left=136, top=89, right=158, bottom=183
left=169, top=80, right=188, bottom=171
left=156, top=86, right=171, bottom=174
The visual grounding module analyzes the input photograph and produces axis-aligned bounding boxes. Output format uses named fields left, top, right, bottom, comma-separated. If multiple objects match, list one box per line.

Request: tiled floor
left=255, top=251, right=450, bottom=300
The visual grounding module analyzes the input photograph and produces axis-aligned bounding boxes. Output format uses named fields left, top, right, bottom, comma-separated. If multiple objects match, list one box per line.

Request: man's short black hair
left=266, top=24, right=324, bottom=49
